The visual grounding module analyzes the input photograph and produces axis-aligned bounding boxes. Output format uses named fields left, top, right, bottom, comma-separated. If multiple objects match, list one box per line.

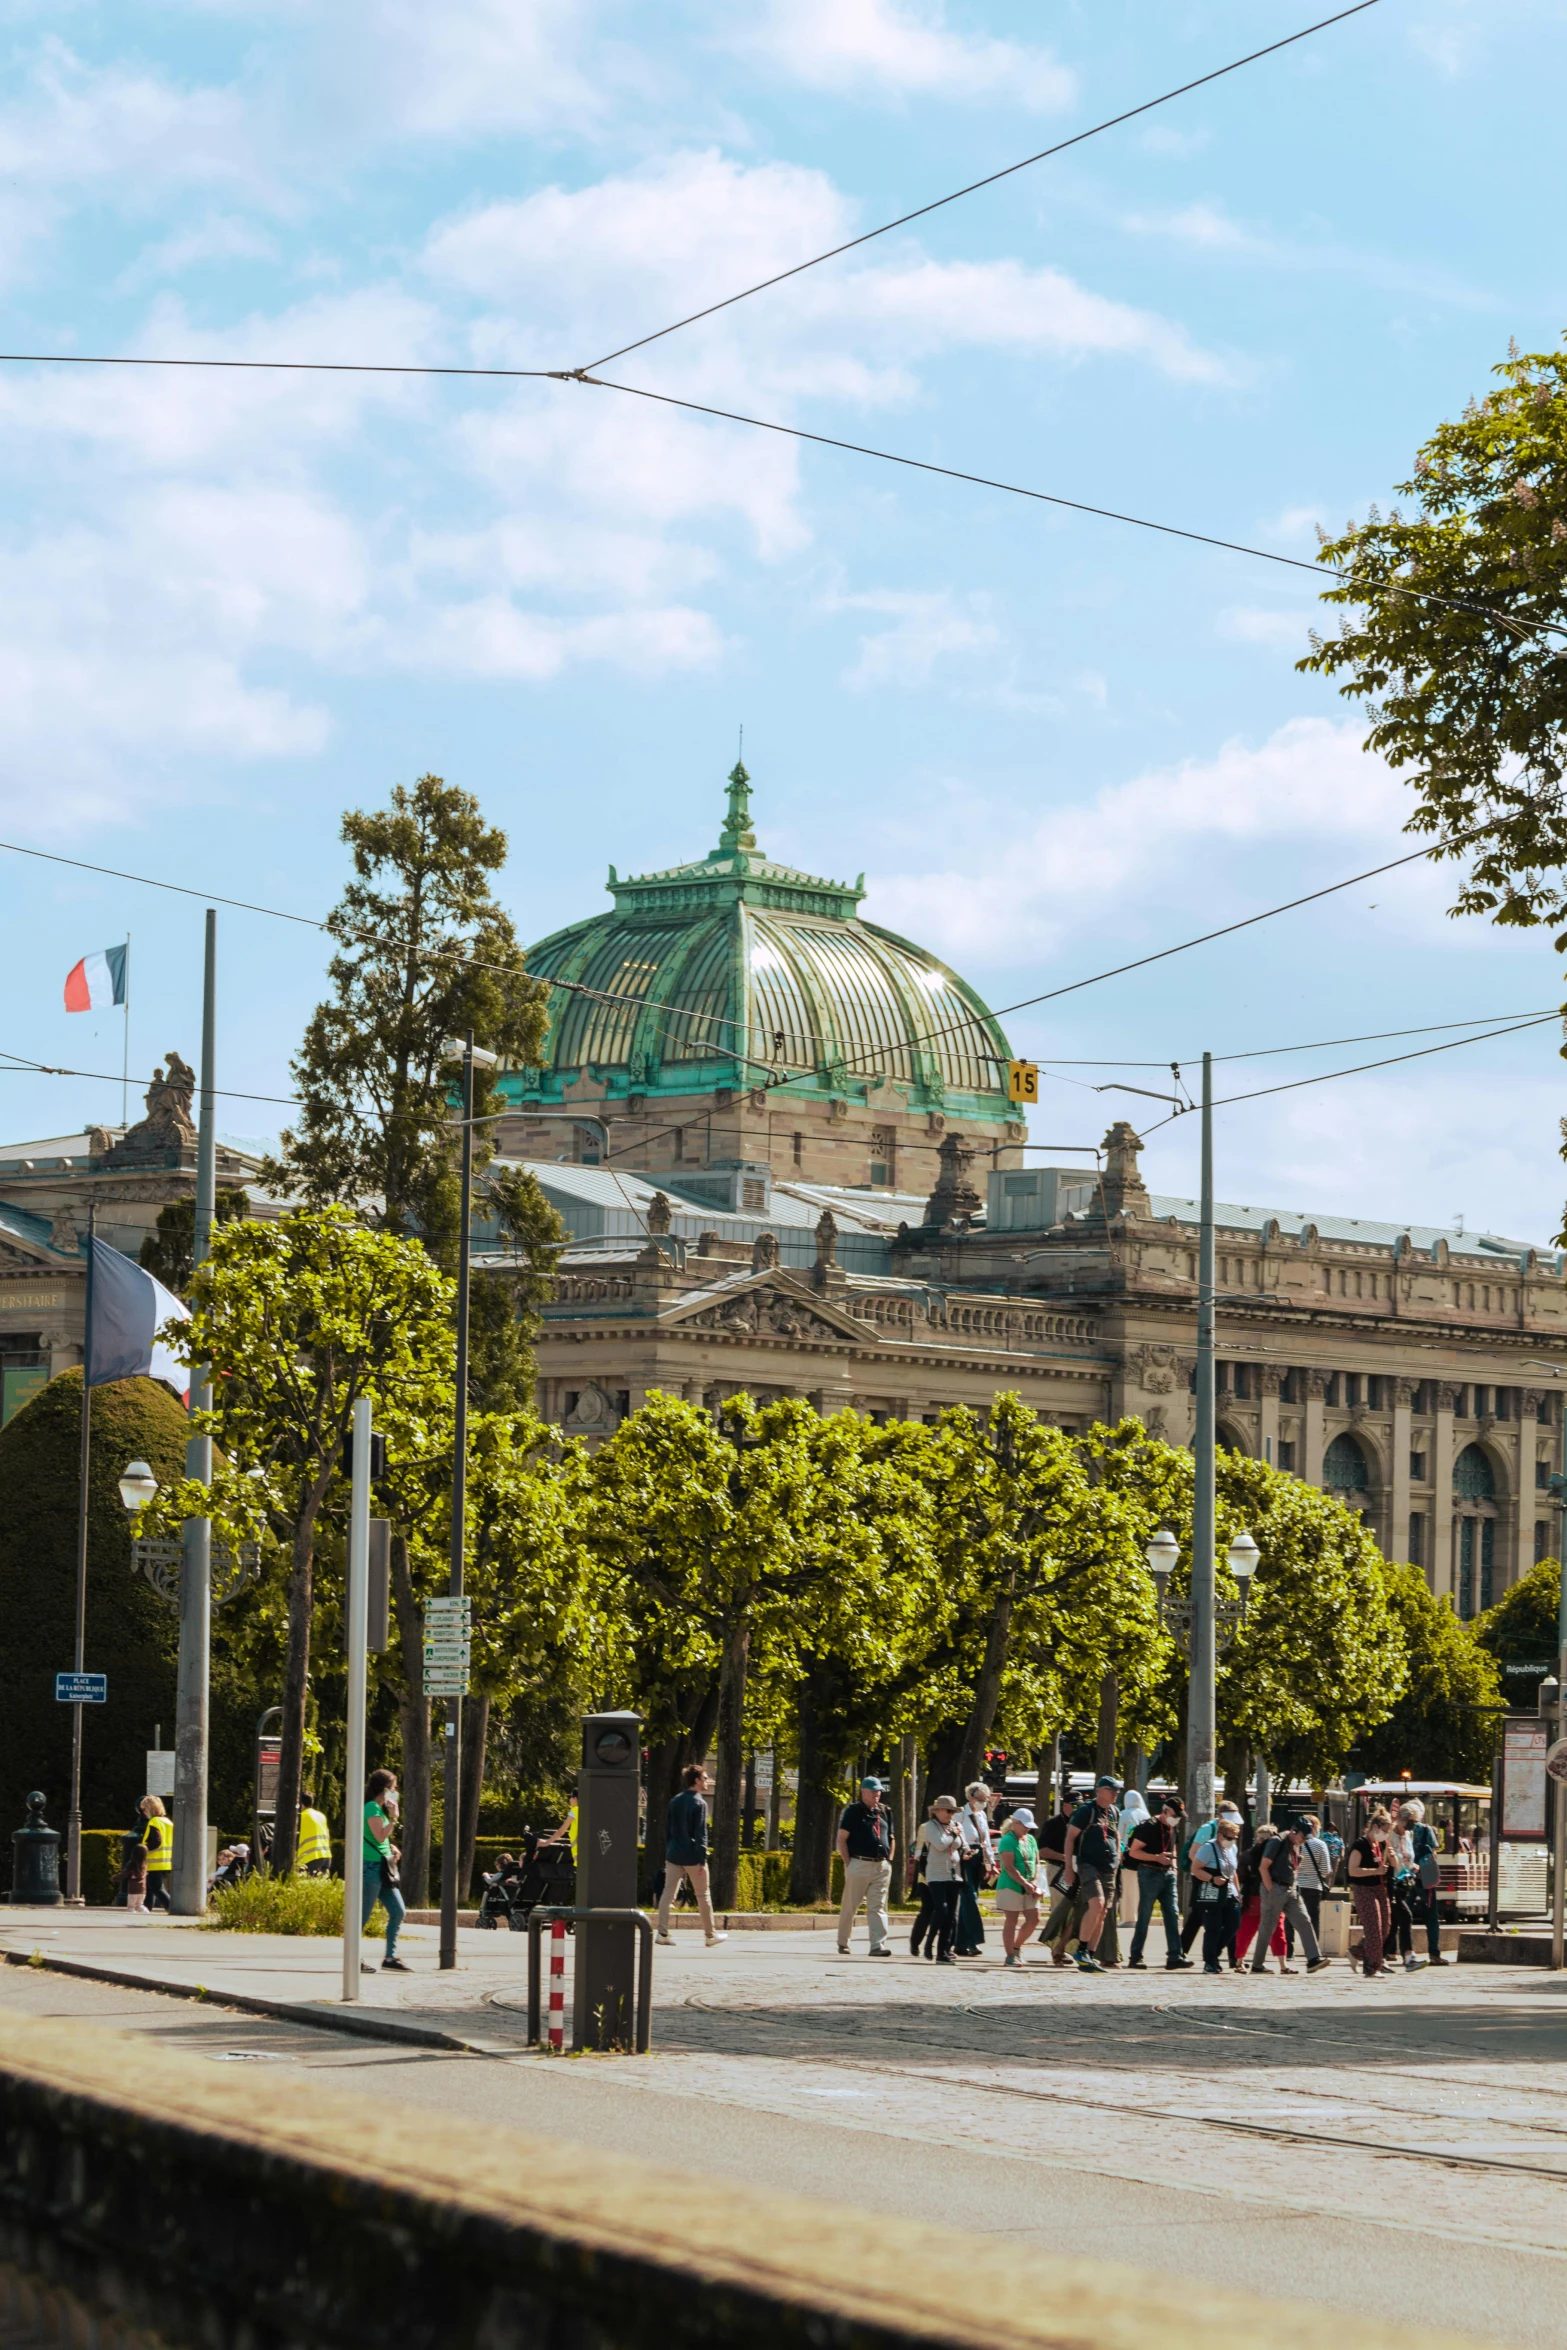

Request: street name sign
left=55, top=1672, right=107, bottom=1703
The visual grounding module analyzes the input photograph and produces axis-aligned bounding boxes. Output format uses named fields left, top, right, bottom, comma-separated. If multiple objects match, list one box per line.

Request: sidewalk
left=0, top=1906, right=538, bottom=2052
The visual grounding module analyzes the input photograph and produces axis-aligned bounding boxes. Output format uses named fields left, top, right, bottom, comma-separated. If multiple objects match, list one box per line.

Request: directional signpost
left=55, top=1673, right=106, bottom=1705
left=424, top=1595, right=471, bottom=1700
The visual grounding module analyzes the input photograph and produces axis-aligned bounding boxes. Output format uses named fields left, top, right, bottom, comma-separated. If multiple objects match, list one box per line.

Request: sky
left=1, top=0, right=1565, bottom=1241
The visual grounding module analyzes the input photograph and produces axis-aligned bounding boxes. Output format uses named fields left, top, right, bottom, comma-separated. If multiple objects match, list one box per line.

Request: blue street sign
left=55, top=1672, right=107, bottom=1704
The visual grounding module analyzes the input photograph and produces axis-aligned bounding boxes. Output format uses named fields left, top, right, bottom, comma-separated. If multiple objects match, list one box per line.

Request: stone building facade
left=526, top=1118, right=1567, bottom=1622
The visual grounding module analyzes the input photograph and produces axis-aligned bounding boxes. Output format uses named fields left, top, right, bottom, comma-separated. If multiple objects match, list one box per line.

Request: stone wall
left=0, top=2012, right=1472, bottom=2350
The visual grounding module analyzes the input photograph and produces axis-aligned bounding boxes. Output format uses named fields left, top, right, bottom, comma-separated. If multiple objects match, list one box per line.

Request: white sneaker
left=705, top=1931, right=728, bottom=1946
left=655, top=1930, right=674, bottom=1945
left=1404, top=1954, right=1428, bottom=1971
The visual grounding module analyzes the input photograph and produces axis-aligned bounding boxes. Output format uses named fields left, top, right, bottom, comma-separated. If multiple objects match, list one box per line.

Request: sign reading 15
left=1007, top=1060, right=1039, bottom=1105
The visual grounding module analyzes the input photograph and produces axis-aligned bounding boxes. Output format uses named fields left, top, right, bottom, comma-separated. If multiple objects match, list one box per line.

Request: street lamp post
left=1148, top=1520, right=1259, bottom=1820
left=174, top=909, right=218, bottom=1915
left=438, top=1035, right=497, bottom=1972
left=1189, top=1051, right=1217, bottom=1828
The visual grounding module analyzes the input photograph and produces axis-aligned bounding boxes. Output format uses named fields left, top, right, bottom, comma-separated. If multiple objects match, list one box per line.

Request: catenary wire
left=574, top=1, right=1384, bottom=372
left=1137, top=1012, right=1561, bottom=1133
left=0, top=358, right=1548, bottom=650
left=1014, top=1011, right=1562, bottom=1066
left=810, top=825, right=1498, bottom=1086
left=574, top=376, right=1565, bottom=649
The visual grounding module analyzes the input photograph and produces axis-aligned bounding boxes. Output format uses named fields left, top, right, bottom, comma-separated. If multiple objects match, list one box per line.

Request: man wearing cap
left=836, top=1777, right=896, bottom=1956
left=1062, top=1774, right=1123, bottom=1974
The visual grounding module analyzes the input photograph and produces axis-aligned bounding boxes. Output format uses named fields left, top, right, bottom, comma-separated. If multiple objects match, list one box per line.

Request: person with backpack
left=1233, top=1819, right=1291, bottom=1972
left=1125, top=1795, right=1194, bottom=1971
left=1400, top=1798, right=1449, bottom=1966
left=1178, top=1801, right=1243, bottom=1958
left=1061, top=1774, right=1122, bottom=1975
left=1252, top=1817, right=1332, bottom=1977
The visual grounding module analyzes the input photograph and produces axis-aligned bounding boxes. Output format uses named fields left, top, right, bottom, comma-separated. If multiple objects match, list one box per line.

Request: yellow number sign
left=1007, top=1060, right=1039, bottom=1104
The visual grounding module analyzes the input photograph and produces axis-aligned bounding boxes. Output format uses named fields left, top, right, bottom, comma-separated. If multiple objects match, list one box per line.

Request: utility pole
left=1552, top=1389, right=1567, bottom=1968
left=66, top=1202, right=98, bottom=1904
left=173, top=911, right=216, bottom=1915
left=439, top=1034, right=480, bottom=1970
left=343, top=1398, right=372, bottom=2000
left=1187, top=1050, right=1218, bottom=1828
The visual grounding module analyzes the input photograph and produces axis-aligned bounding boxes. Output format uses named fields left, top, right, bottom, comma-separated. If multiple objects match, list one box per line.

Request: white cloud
left=1219, top=606, right=1314, bottom=649
left=863, top=717, right=1410, bottom=963
left=831, top=588, right=999, bottom=690
left=739, top=0, right=1075, bottom=107
left=426, top=150, right=1230, bottom=394
left=117, top=214, right=281, bottom=289
left=310, top=0, right=620, bottom=140
left=1122, top=201, right=1259, bottom=253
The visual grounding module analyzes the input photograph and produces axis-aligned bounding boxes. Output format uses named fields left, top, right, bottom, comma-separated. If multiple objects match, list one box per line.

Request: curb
left=0, top=1948, right=520, bottom=2056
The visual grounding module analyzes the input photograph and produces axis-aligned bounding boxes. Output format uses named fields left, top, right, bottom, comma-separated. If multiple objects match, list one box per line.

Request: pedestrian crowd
left=821, top=1775, right=1454, bottom=1977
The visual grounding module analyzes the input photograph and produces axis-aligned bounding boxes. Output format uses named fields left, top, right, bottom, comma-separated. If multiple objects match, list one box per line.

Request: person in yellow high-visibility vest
left=139, top=1794, right=173, bottom=1911
left=297, top=1790, right=332, bottom=1878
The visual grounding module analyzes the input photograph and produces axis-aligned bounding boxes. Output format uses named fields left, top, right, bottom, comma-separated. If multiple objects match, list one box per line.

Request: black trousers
left=145, top=1873, right=173, bottom=1912
left=911, top=1880, right=959, bottom=1957
left=1389, top=1881, right=1417, bottom=1958
left=1200, top=1893, right=1241, bottom=1968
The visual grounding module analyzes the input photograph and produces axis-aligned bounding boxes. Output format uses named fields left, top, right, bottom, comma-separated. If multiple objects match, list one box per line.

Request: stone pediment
left=661, top=1271, right=867, bottom=1344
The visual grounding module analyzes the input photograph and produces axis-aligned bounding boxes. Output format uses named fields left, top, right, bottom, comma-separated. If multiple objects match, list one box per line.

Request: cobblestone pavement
left=4, top=1915, right=1566, bottom=2342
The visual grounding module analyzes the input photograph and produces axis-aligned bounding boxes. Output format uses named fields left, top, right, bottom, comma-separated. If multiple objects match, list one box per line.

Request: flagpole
left=172, top=912, right=215, bottom=1916
left=121, top=934, right=130, bottom=1130
left=67, top=1202, right=97, bottom=1907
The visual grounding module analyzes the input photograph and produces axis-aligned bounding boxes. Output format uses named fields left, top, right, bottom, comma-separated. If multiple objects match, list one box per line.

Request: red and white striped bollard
left=547, top=1916, right=566, bottom=2052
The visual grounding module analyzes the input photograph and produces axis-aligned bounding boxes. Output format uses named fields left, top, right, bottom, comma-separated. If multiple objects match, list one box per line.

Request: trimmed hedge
left=0, top=1373, right=187, bottom=1864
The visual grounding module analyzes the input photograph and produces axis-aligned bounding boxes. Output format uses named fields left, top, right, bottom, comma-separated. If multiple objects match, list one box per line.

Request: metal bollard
left=526, top=1908, right=654, bottom=2054
left=548, top=1918, right=565, bottom=2051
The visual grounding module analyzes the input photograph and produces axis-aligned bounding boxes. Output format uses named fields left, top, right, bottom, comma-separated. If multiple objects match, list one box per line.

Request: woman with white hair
left=1397, top=1798, right=1446, bottom=1967
left=952, top=1781, right=995, bottom=1956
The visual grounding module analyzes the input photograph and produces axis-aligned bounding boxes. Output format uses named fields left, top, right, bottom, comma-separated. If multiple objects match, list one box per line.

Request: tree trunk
left=742, top=1752, right=757, bottom=1850
left=788, top=1667, right=839, bottom=1906
left=766, top=1745, right=783, bottom=1849
left=893, top=1735, right=915, bottom=1905
left=1095, top=1672, right=1119, bottom=1782
left=273, top=1507, right=321, bottom=1875
left=953, top=1588, right=1016, bottom=1792
left=389, top=1535, right=430, bottom=1906
left=458, top=1691, right=489, bottom=1899
left=710, top=1620, right=750, bottom=1908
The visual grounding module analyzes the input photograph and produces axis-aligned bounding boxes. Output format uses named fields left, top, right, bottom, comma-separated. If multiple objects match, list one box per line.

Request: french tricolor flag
left=64, top=944, right=127, bottom=1014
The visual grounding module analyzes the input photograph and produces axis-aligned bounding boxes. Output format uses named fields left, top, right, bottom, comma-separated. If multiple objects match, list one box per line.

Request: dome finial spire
left=719, top=733, right=756, bottom=855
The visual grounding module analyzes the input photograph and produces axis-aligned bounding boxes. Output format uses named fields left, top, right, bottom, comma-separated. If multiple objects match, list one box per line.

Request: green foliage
left=923, top=1399, right=1166, bottom=1785
left=1477, top=1556, right=1563, bottom=1706
left=0, top=1371, right=185, bottom=1835
left=262, top=774, right=550, bottom=1252
left=1087, top=1419, right=1405, bottom=1781
left=138, top=1188, right=250, bottom=1297
left=202, top=1871, right=389, bottom=1937
left=152, top=1206, right=461, bottom=1873
left=1358, top=1562, right=1502, bottom=1781
left=1299, top=340, right=1567, bottom=935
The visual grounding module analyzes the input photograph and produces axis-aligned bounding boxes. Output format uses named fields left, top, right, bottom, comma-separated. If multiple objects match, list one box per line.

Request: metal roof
left=1146, top=1193, right=1559, bottom=1265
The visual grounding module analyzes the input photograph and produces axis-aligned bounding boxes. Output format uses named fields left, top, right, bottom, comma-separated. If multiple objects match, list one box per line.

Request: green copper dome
left=504, top=764, right=1014, bottom=1124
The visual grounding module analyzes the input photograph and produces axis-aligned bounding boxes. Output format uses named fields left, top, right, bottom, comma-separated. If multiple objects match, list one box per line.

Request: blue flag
left=84, top=1237, right=189, bottom=1400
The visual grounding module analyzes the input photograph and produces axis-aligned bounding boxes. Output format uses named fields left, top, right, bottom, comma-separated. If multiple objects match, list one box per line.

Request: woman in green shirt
left=995, top=1806, right=1041, bottom=1968
left=363, top=1768, right=408, bottom=1972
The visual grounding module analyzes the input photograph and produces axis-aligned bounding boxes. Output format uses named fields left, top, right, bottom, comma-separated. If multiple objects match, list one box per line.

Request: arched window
left=1216, top=1421, right=1248, bottom=1457
left=1323, top=1432, right=1369, bottom=1492
left=1453, top=1444, right=1495, bottom=1500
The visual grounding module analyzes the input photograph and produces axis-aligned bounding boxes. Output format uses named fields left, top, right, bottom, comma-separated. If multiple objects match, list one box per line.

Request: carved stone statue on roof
left=105, top=1049, right=197, bottom=1165
left=922, top=1130, right=983, bottom=1230
left=1097, top=1121, right=1151, bottom=1221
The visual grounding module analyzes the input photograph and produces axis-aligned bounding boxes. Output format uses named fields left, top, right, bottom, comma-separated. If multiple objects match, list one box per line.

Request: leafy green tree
left=1299, top=340, right=1567, bottom=934
left=265, top=775, right=550, bottom=1242
left=588, top=1393, right=939, bottom=1908
left=1086, top=1421, right=1406, bottom=1790
left=921, top=1398, right=1163, bottom=1796
left=1477, top=1555, right=1564, bottom=1709
left=1358, top=1562, right=1502, bottom=1782
left=139, top=1188, right=249, bottom=1296
left=159, top=1207, right=458, bottom=1873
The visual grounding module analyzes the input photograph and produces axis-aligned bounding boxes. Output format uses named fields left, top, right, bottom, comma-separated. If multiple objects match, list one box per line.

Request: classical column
left=1391, top=1379, right=1413, bottom=1571
left=1303, top=1371, right=1327, bottom=1487
left=1258, top=1368, right=1281, bottom=1468
left=1432, top=1385, right=1458, bottom=1602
